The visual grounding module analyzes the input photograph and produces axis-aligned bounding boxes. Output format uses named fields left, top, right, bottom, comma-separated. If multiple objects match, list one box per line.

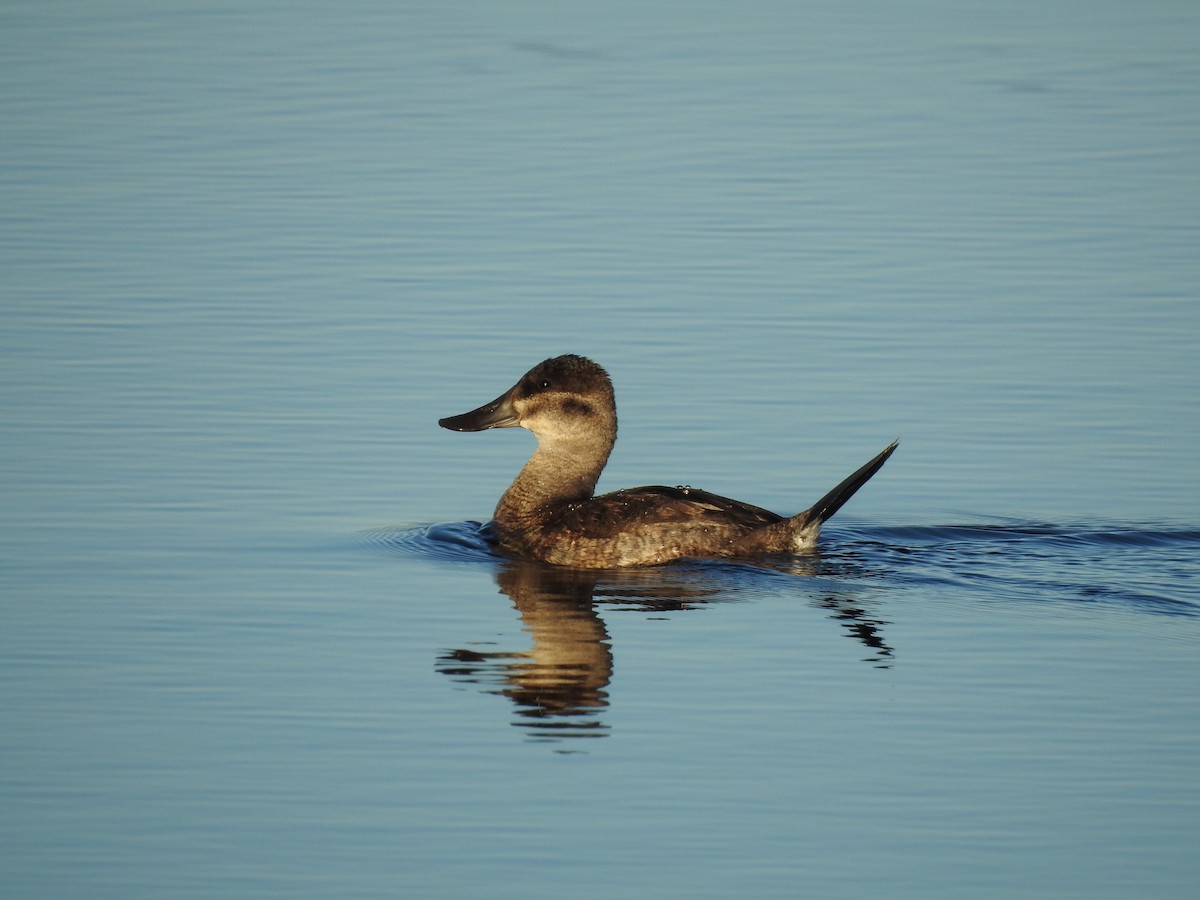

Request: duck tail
left=786, top=439, right=899, bottom=549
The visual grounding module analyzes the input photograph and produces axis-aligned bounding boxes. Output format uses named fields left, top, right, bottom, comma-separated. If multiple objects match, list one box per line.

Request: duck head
left=438, top=354, right=618, bottom=449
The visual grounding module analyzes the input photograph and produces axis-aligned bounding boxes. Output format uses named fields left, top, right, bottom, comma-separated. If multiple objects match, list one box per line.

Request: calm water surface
left=2, top=1, right=1198, bottom=898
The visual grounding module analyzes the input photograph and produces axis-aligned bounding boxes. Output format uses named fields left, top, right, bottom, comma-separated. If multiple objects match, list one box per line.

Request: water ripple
left=359, top=521, right=499, bottom=563
left=831, top=521, right=1200, bottom=619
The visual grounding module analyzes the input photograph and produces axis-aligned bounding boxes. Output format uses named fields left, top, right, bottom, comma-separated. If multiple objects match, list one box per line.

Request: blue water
left=2, top=1, right=1199, bottom=897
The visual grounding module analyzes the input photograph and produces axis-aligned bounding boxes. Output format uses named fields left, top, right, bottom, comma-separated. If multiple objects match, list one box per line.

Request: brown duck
left=439, top=354, right=897, bottom=568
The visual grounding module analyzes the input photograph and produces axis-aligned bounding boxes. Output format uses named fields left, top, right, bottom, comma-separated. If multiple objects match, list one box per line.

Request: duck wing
left=588, top=485, right=784, bottom=531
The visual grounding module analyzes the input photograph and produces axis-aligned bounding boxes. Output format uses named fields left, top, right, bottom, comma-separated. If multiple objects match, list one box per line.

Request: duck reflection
left=437, top=554, right=895, bottom=741
left=438, top=562, right=614, bottom=739
left=818, top=592, right=893, bottom=667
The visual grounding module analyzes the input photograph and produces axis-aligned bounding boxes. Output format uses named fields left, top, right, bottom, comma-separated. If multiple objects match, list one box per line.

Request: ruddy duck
left=439, top=354, right=897, bottom=569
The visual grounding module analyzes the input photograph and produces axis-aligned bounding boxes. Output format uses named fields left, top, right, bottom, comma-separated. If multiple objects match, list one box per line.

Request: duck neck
left=495, top=437, right=612, bottom=528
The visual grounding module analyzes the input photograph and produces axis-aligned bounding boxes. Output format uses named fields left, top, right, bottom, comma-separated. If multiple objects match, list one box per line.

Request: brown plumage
left=439, top=354, right=897, bottom=568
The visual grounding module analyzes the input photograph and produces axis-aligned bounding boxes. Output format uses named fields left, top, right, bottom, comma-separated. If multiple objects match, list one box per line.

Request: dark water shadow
left=830, top=520, right=1200, bottom=620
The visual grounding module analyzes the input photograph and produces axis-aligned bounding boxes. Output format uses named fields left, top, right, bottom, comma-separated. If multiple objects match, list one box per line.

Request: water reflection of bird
left=437, top=555, right=896, bottom=741
left=438, top=561, right=614, bottom=740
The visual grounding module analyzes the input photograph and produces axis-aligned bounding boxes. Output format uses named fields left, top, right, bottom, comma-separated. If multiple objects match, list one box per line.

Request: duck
left=439, top=354, right=897, bottom=569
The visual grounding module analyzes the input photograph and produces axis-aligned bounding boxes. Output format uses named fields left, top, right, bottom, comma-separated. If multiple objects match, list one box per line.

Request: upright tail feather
left=794, top=438, right=899, bottom=532
left=730, top=439, right=898, bottom=555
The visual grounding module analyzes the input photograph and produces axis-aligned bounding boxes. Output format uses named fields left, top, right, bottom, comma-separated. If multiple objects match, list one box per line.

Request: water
left=2, top=1, right=1198, bottom=897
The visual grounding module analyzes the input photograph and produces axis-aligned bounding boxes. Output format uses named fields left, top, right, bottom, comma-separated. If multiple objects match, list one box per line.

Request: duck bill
left=438, top=387, right=521, bottom=431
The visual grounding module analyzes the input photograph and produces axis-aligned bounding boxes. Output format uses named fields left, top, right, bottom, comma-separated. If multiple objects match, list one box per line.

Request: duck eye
left=538, top=379, right=551, bottom=391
